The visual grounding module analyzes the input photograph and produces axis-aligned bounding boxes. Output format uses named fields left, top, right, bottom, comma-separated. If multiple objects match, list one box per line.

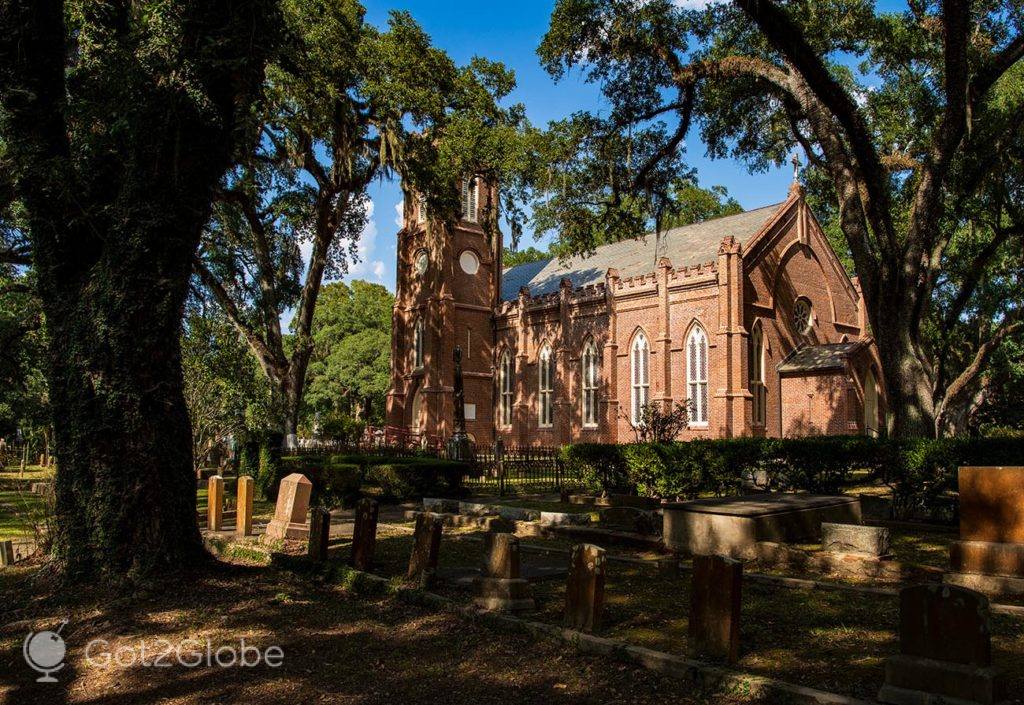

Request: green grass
left=0, top=467, right=53, bottom=541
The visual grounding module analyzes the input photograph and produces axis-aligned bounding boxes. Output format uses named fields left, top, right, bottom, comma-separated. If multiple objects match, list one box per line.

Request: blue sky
left=338, top=0, right=791, bottom=294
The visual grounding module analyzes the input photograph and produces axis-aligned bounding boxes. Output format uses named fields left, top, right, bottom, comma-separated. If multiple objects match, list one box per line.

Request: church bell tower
left=385, top=176, right=502, bottom=443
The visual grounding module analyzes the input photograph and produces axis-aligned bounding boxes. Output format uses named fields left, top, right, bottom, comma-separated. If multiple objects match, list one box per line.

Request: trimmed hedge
left=364, top=459, right=465, bottom=501
left=276, top=453, right=468, bottom=506
left=561, top=435, right=1024, bottom=520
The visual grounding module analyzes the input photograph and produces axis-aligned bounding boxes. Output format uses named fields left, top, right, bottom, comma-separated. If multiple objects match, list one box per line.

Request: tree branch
left=941, top=308, right=1024, bottom=413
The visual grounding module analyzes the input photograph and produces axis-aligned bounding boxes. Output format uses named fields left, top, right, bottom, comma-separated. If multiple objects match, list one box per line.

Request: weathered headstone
left=0, top=540, right=14, bottom=567
left=879, top=583, right=1006, bottom=705
left=821, top=522, right=891, bottom=557
left=265, top=473, right=313, bottom=540
left=563, top=543, right=605, bottom=633
left=473, top=533, right=534, bottom=613
left=688, top=554, right=742, bottom=664
left=207, top=476, right=225, bottom=532
left=407, top=513, right=442, bottom=582
left=236, top=475, right=254, bottom=536
left=948, top=466, right=1024, bottom=595
left=350, top=498, right=380, bottom=570
left=307, top=508, right=331, bottom=562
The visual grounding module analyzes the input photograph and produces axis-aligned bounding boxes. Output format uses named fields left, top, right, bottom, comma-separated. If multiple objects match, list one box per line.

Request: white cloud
left=672, top=0, right=723, bottom=8
left=394, top=200, right=404, bottom=229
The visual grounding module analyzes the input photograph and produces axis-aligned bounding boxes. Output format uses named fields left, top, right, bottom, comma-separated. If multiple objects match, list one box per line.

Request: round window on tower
left=793, top=297, right=813, bottom=335
left=414, top=250, right=429, bottom=276
left=459, top=250, right=480, bottom=275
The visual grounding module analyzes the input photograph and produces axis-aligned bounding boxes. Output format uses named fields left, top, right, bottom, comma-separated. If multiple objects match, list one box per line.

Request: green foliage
left=559, top=443, right=629, bottom=492
left=659, top=180, right=743, bottom=230
left=197, top=0, right=532, bottom=440
left=564, top=435, right=1024, bottom=520
left=182, top=309, right=269, bottom=470
left=304, top=281, right=393, bottom=428
left=256, top=443, right=283, bottom=502
left=626, top=402, right=690, bottom=443
left=364, top=460, right=465, bottom=501
left=537, top=0, right=1024, bottom=438
left=502, top=246, right=551, bottom=268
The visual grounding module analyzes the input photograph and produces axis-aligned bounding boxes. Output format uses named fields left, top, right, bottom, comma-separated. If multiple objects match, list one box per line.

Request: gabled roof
left=776, top=342, right=864, bottom=374
left=501, top=203, right=784, bottom=302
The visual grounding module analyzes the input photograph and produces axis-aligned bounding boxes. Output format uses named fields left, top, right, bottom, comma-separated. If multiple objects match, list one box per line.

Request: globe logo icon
left=23, top=620, right=68, bottom=682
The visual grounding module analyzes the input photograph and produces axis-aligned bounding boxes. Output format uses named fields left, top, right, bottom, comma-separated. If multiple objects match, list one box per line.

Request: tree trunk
left=39, top=216, right=207, bottom=581
left=871, top=300, right=937, bottom=439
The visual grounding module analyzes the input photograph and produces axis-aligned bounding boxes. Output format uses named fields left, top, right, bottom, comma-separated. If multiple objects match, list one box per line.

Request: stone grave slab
left=663, top=493, right=862, bottom=557
left=236, top=475, right=254, bottom=536
left=407, top=513, right=442, bottom=582
left=821, top=522, right=891, bottom=557
left=207, top=476, right=224, bottom=532
left=879, top=583, right=1006, bottom=705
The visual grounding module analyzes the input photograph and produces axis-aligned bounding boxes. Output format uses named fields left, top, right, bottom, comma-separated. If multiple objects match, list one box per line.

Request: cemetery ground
left=3, top=483, right=1024, bottom=704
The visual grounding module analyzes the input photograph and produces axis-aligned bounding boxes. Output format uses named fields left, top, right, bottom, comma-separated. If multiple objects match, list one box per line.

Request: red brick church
left=386, top=176, right=885, bottom=446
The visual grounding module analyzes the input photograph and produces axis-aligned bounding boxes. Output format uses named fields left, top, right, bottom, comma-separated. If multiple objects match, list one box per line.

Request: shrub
left=560, top=444, right=629, bottom=492
left=278, top=456, right=364, bottom=509
left=364, top=459, right=465, bottom=500
left=255, top=443, right=283, bottom=501
left=562, top=435, right=1024, bottom=520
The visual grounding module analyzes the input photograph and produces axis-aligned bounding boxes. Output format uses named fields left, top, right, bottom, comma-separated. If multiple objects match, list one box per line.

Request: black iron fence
left=461, top=442, right=567, bottom=496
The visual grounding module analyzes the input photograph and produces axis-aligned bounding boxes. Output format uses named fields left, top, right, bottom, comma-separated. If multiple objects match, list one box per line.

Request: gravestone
left=236, top=475, right=254, bottom=536
left=0, top=540, right=14, bottom=567
left=307, top=508, right=331, bottom=561
left=821, top=522, right=891, bottom=557
left=473, top=533, right=534, bottom=613
left=688, top=554, right=742, bottom=664
left=407, top=513, right=442, bottom=582
left=879, top=584, right=1006, bottom=705
left=350, top=498, right=380, bottom=570
left=265, top=473, right=313, bottom=540
left=563, top=543, right=605, bottom=633
left=948, top=466, right=1024, bottom=595
left=207, top=476, right=224, bottom=532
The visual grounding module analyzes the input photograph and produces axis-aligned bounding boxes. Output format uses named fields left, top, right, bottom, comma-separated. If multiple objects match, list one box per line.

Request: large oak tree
left=196, top=0, right=528, bottom=448
left=538, top=0, right=1024, bottom=437
left=0, top=1, right=280, bottom=581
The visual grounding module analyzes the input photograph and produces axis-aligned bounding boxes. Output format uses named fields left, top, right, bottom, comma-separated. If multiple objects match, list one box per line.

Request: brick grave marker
left=879, top=583, right=1006, bottom=705
left=688, top=554, right=742, bottom=664
left=207, top=475, right=225, bottom=532
left=948, top=466, right=1024, bottom=595
left=407, top=513, right=443, bottom=584
left=265, top=473, right=312, bottom=541
left=473, top=532, right=534, bottom=613
left=350, top=498, right=380, bottom=570
left=236, top=475, right=254, bottom=536
left=307, top=508, right=331, bottom=562
left=563, top=543, right=605, bottom=633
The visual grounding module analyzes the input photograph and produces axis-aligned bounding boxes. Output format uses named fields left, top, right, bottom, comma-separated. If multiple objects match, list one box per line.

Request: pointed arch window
left=413, top=317, right=425, bottom=369
left=461, top=177, right=479, bottom=223
left=630, top=332, right=650, bottom=425
left=749, top=323, right=766, bottom=427
left=687, top=325, right=709, bottom=426
left=499, top=350, right=514, bottom=428
left=538, top=344, right=554, bottom=427
left=582, top=339, right=600, bottom=428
